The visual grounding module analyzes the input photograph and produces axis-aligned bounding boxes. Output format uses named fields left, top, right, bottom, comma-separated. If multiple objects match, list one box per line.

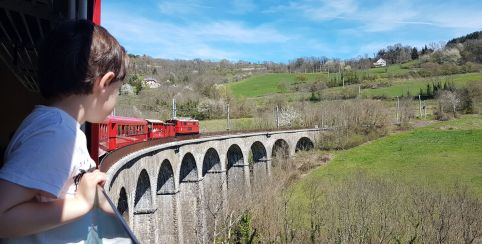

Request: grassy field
left=227, top=73, right=326, bottom=97
left=227, top=68, right=482, bottom=102
left=292, top=115, right=482, bottom=201
left=365, top=62, right=419, bottom=76
left=361, top=72, right=482, bottom=98
left=199, top=117, right=257, bottom=132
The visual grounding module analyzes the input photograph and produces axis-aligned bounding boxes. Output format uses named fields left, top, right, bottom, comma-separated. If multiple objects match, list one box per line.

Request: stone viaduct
left=104, top=128, right=321, bottom=243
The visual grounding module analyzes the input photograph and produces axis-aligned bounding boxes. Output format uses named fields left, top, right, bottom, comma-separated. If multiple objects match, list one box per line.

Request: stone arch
left=117, top=187, right=129, bottom=223
left=226, top=144, right=244, bottom=169
left=133, top=169, right=155, bottom=243
left=249, top=141, right=269, bottom=189
left=202, top=147, right=225, bottom=237
left=157, top=159, right=175, bottom=194
left=203, top=148, right=222, bottom=175
left=180, top=153, right=198, bottom=182
left=272, top=139, right=290, bottom=159
left=295, top=137, right=314, bottom=152
left=225, top=144, right=246, bottom=209
left=179, top=152, right=204, bottom=243
left=250, top=141, right=267, bottom=162
left=134, top=169, right=152, bottom=210
left=157, top=159, right=178, bottom=243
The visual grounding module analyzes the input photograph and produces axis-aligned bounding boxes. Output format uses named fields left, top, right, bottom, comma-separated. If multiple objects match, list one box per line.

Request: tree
left=134, top=81, right=143, bottom=95
left=411, top=47, right=419, bottom=60
left=426, top=83, right=433, bottom=97
left=439, top=91, right=460, bottom=117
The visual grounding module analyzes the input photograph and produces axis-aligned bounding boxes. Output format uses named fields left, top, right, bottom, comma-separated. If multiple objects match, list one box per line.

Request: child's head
left=37, top=20, right=128, bottom=122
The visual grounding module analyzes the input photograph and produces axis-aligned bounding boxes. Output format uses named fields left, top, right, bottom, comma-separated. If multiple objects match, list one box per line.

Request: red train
left=98, top=116, right=199, bottom=153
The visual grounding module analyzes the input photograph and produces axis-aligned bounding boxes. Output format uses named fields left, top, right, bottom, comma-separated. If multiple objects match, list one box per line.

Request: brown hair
left=37, top=20, right=128, bottom=100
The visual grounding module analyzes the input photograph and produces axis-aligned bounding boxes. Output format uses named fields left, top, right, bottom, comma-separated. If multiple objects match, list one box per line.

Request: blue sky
left=103, top=0, right=482, bottom=63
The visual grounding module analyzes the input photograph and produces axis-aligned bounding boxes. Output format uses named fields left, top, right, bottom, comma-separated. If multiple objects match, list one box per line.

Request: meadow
left=292, top=115, right=482, bottom=201
left=226, top=68, right=482, bottom=101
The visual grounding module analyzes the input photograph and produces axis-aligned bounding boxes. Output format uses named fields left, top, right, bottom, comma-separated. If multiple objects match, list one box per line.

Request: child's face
left=87, top=80, right=122, bottom=123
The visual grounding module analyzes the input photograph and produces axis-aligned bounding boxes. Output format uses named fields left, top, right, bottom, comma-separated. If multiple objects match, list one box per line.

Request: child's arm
left=0, top=170, right=106, bottom=238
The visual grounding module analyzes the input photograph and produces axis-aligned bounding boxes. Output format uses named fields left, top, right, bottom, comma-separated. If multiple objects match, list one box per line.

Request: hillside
left=281, top=115, right=482, bottom=242
left=294, top=115, right=482, bottom=197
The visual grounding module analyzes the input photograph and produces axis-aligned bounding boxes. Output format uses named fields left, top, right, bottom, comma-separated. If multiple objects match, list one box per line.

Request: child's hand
left=74, top=170, right=106, bottom=212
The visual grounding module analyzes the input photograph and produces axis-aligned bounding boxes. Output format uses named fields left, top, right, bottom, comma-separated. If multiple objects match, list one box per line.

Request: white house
left=143, top=77, right=161, bottom=88
left=373, top=58, right=387, bottom=67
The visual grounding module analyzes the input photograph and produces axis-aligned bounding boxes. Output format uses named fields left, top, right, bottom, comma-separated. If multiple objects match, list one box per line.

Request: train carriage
left=146, top=119, right=176, bottom=139
left=99, top=116, right=148, bottom=152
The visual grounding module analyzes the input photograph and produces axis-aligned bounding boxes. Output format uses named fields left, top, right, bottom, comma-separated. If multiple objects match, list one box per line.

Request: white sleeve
left=0, top=127, right=75, bottom=198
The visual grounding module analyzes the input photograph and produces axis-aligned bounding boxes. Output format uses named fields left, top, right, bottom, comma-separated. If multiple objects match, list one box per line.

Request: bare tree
left=439, top=90, right=460, bottom=117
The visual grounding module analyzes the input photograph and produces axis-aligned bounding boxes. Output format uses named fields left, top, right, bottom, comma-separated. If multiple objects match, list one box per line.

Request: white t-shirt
left=0, top=105, right=97, bottom=243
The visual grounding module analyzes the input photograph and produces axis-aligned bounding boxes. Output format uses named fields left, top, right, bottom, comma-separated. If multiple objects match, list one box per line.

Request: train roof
left=167, top=117, right=199, bottom=122
left=104, top=115, right=147, bottom=124
left=145, top=119, right=165, bottom=123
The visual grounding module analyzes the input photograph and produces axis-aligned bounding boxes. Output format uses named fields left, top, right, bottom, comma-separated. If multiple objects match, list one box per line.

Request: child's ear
left=94, top=72, right=115, bottom=93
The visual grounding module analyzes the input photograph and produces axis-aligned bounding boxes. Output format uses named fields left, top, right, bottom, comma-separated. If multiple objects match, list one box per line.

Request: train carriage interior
left=0, top=0, right=100, bottom=165
left=0, top=1, right=139, bottom=242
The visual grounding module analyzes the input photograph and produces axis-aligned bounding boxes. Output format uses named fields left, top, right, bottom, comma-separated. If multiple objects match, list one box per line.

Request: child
left=0, top=20, right=128, bottom=242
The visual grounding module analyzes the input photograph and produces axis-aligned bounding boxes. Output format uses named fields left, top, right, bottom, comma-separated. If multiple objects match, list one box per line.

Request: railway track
left=98, top=127, right=316, bottom=172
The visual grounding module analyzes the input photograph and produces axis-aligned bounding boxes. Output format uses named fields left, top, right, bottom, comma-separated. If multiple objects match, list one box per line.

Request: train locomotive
left=97, top=116, right=199, bottom=153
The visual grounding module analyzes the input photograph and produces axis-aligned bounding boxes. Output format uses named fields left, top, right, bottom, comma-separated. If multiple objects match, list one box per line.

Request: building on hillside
left=143, top=77, right=161, bottom=88
left=373, top=58, right=387, bottom=67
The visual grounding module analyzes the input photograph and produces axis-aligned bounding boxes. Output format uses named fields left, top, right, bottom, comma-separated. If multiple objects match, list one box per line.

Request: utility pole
left=276, top=106, right=280, bottom=128
left=321, top=106, right=324, bottom=128
left=172, top=98, right=176, bottom=118
left=418, top=95, right=422, bottom=118
left=396, top=96, right=400, bottom=123
left=226, top=103, right=230, bottom=131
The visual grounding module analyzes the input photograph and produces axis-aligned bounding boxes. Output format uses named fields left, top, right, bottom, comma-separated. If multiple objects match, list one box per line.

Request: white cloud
left=102, top=9, right=290, bottom=60
left=158, top=1, right=212, bottom=16
left=302, top=0, right=358, bottom=21
left=425, top=9, right=482, bottom=30
left=197, top=22, right=291, bottom=43
left=231, top=0, right=256, bottom=14
left=269, top=0, right=482, bottom=33
left=267, top=0, right=357, bottom=20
